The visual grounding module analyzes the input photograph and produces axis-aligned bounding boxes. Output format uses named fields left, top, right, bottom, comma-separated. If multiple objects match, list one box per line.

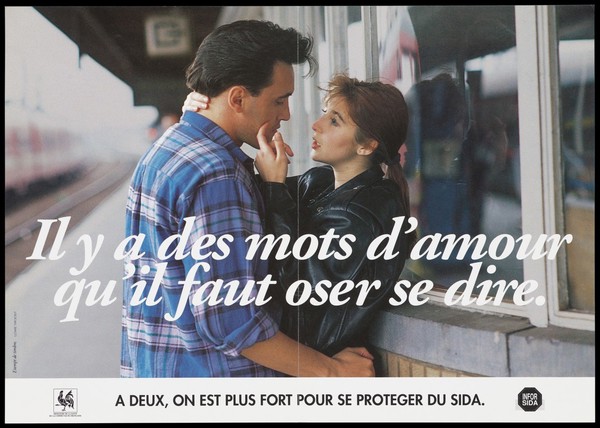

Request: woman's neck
left=331, top=160, right=371, bottom=189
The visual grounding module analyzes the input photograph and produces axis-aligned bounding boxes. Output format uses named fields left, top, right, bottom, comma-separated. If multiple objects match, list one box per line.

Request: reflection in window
left=382, top=6, right=522, bottom=298
left=557, top=5, right=595, bottom=313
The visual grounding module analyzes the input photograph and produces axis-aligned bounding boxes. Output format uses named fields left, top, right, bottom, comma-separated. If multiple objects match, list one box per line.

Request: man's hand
left=241, top=332, right=376, bottom=377
left=329, top=347, right=375, bottom=377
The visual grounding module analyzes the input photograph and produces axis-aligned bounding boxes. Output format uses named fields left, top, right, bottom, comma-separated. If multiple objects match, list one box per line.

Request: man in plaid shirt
left=121, top=20, right=375, bottom=377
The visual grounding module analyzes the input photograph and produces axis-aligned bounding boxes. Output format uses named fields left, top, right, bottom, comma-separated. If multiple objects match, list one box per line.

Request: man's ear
left=227, top=86, right=247, bottom=113
left=357, top=139, right=379, bottom=156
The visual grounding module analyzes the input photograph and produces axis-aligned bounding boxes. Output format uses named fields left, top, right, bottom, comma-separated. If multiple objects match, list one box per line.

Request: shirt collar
left=180, top=111, right=254, bottom=167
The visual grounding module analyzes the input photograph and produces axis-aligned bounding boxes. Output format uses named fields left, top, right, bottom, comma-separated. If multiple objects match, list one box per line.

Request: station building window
left=556, top=5, right=595, bottom=315
left=375, top=5, right=594, bottom=330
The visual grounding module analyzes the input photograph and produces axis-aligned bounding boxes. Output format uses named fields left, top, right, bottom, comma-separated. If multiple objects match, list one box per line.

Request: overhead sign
left=145, top=15, right=191, bottom=57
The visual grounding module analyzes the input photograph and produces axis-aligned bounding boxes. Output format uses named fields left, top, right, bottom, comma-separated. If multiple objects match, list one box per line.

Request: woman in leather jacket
left=183, top=74, right=416, bottom=361
left=254, top=74, right=416, bottom=357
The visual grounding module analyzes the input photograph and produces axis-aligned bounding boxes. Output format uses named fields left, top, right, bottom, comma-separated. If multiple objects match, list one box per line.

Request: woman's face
left=310, top=97, right=361, bottom=166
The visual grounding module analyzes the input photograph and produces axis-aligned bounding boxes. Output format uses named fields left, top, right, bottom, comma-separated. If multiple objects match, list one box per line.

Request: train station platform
left=6, top=182, right=128, bottom=378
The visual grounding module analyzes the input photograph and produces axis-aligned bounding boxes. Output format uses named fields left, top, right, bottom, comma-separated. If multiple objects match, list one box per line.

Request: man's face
left=241, top=61, right=294, bottom=149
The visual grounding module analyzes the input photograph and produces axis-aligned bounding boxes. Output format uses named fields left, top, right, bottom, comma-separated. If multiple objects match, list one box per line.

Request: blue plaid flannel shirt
left=121, top=111, right=282, bottom=377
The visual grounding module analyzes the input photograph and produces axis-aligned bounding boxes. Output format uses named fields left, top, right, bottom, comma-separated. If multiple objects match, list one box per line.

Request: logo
left=53, top=388, right=78, bottom=415
left=517, top=387, right=542, bottom=412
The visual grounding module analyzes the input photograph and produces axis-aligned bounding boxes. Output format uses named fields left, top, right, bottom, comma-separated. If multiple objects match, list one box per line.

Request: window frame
left=514, top=6, right=594, bottom=331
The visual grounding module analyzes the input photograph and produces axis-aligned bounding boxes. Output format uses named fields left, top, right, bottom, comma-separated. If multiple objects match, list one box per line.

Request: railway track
left=5, top=160, right=136, bottom=285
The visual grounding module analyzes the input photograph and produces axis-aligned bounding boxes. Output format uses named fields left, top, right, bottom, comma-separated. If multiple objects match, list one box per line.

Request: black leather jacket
left=260, top=165, right=410, bottom=356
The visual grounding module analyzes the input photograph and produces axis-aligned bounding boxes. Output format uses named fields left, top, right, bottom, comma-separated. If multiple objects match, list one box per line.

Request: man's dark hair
left=186, top=20, right=316, bottom=97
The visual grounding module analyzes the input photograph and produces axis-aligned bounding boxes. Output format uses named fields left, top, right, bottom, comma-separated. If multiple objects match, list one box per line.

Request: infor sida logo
left=53, top=388, right=78, bottom=415
left=517, top=387, right=542, bottom=412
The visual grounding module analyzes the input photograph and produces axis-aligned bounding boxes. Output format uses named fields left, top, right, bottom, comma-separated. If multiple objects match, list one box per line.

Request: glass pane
left=379, top=6, right=523, bottom=301
left=557, top=5, right=595, bottom=313
left=347, top=6, right=365, bottom=79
